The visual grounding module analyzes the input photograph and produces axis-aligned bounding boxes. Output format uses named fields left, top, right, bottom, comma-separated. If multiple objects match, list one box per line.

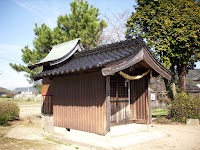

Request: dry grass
left=0, top=120, right=73, bottom=150
left=0, top=98, right=41, bottom=105
left=153, top=117, right=172, bottom=124
left=0, top=125, right=47, bottom=150
left=0, top=100, right=86, bottom=150
left=44, top=136, right=72, bottom=146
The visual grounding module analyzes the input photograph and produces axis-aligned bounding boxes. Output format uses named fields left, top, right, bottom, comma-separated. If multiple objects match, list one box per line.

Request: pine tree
left=10, top=0, right=107, bottom=85
left=53, top=0, right=107, bottom=47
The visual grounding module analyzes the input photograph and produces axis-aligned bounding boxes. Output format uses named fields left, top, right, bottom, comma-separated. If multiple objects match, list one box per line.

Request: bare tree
left=99, top=9, right=131, bottom=45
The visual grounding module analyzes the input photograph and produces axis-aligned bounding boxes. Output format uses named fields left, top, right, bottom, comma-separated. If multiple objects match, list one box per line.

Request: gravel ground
left=19, top=104, right=41, bottom=118
left=6, top=126, right=44, bottom=140
left=124, top=124, right=200, bottom=150
left=4, top=104, right=200, bottom=150
left=3, top=104, right=91, bottom=150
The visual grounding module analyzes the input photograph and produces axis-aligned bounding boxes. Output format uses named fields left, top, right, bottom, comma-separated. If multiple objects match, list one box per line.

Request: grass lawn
left=152, top=108, right=168, bottom=117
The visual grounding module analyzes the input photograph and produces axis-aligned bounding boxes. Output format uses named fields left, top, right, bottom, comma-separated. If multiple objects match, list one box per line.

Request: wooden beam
left=143, top=48, right=171, bottom=81
left=105, top=76, right=111, bottom=132
left=102, top=50, right=143, bottom=76
left=102, top=47, right=171, bottom=81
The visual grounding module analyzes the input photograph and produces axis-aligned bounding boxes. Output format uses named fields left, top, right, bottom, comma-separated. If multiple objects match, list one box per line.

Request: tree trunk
left=171, top=81, right=177, bottom=99
left=169, top=64, right=177, bottom=99
left=179, top=64, right=187, bottom=92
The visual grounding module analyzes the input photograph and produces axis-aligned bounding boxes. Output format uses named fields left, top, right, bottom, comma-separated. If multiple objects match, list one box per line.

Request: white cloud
left=13, top=0, right=66, bottom=28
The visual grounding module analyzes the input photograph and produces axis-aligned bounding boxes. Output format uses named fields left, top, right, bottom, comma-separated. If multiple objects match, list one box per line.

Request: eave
left=102, top=47, right=171, bottom=81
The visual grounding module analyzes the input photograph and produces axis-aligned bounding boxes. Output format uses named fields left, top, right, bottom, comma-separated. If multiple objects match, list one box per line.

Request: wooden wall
left=42, top=77, right=53, bottom=114
left=130, top=76, right=149, bottom=123
left=53, top=71, right=108, bottom=135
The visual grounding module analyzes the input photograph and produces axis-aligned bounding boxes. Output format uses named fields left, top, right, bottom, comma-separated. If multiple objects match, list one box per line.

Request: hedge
left=169, top=92, right=200, bottom=123
left=0, top=101, right=20, bottom=125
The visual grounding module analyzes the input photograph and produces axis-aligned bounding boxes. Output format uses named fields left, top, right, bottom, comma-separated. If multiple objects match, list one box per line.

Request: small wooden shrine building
left=29, top=38, right=171, bottom=135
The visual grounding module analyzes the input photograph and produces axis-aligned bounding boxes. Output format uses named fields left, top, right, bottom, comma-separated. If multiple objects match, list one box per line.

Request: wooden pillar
left=116, top=77, right=119, bottom=122
left=147, top=77, right=152, bottom=124
left=106, top=76, right=111, bottom=132
left=128, top=80, right=131, bottom=114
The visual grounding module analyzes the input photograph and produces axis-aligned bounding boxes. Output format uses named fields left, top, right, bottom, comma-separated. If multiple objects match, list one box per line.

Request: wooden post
left=106, top=76, right=111, bottom=132
left=128, top=80, right=131, bottom=116
left=116, top=77, right=119, bottom=122
left=147, top=77, right=152, bottom=124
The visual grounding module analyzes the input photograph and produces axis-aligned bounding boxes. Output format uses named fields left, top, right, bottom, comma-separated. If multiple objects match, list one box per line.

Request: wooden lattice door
left=110, top=75, right=130, bottom=122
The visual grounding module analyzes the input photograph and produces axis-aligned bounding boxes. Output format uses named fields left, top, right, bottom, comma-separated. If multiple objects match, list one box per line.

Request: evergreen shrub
left=169, top=92, right=200, bottom=123
left=0, top=101, right=19, bottom=125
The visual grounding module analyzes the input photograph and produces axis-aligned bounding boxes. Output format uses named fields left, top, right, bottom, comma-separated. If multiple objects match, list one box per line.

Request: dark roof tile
left=33, top=38, right=144, bottom=79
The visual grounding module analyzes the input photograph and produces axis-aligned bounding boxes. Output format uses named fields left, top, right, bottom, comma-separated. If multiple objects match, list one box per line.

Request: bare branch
left=99, top=9, right=131, bottom=45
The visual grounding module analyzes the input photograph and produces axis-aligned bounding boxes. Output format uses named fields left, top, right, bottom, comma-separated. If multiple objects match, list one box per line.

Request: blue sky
left=0, top=0, right=200, bottom=90
left=0, top=0, right=135, bottom=90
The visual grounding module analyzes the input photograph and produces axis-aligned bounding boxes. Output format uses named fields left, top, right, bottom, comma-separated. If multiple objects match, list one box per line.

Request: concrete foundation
left=107, top=123, right=151, bottom=137
left=41, top=114, right=54, bottom=133
left=50, top=123, right=163, bottom=149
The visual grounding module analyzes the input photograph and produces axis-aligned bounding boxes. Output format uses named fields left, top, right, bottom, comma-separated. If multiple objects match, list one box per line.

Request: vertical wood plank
left=132, top=80, right=137, bottom=120
left=53, top=71, right=106, bottom=135
left=105, top=76, right=111, bottom=132
left=147, top=77, right=151, bottom=124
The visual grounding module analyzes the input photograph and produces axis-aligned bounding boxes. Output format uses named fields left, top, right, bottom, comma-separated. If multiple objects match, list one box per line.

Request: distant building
left=186, top=84, right=200, bottom=98
left=13, top=87, right=38, bottom=98
left=193, top=78, right=200, bottom=88
left=0, top=92, right=7, bottom=98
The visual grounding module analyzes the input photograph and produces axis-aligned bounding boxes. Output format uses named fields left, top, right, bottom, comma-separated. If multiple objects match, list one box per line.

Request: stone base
left=48, top=124, right=164, bottom=149
left=41, top=114, right=54, bottom=132
left=186, top=119, right=199, bottom=126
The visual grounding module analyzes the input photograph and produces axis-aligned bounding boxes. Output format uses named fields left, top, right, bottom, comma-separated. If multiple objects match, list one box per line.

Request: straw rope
left=119, top=70, right=153, bottom=80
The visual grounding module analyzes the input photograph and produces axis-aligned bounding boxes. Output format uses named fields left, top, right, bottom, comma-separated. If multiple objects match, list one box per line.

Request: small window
left=118, top=77, right=128, bottom=98
left=110, top=75, right=128, bottom=98
left=110, top=77, right=116, bottom=97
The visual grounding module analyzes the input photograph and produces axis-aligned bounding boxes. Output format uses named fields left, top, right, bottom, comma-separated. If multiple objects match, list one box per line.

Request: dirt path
left=3, top=104, right=200, bottom=150
left=19, top=104, right=41, bottom=118
left=124, top=124, right=200, bottom=150
left=1, top=104, right=91, bottom=150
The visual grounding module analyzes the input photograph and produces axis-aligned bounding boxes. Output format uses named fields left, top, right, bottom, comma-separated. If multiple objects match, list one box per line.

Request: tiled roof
left=33, top=38, right=143, bottom=79
left=30, top=38, right=82, bottom=68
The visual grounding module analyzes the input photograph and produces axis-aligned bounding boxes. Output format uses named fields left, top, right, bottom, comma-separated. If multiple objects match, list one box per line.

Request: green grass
left=152, top=108, right=168, bottom=117
left=0, top=98, right=41, bottom=105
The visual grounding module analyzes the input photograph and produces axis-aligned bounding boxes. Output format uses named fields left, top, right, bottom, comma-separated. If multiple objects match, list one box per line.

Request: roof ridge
left=75, top=38, right=142, bottom=58
left=53, top=38, right=81, bottom=48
